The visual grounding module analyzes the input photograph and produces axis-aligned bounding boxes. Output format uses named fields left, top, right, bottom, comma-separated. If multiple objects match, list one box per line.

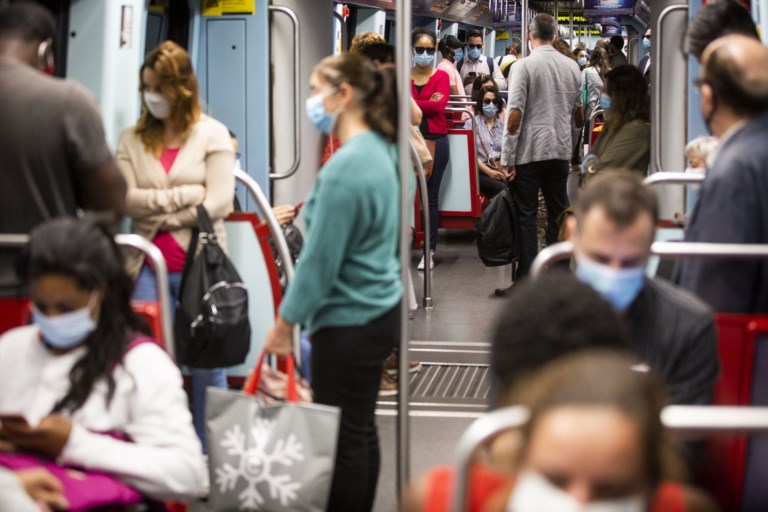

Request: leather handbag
left=175, top=205, right=251, bottom=368
left=409, top=126, right=433, bottom=178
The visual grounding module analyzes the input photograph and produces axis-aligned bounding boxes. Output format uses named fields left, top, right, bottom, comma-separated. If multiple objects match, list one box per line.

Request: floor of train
left=373, top=230, right=513, bottom=512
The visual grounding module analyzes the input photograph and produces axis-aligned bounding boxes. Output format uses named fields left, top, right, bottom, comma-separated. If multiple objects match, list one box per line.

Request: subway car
left=1, top=0, right=768, bottom=511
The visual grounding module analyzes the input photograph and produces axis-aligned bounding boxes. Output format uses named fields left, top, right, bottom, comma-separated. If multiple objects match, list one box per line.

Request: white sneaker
left=417, top=251, right=435, bottom=271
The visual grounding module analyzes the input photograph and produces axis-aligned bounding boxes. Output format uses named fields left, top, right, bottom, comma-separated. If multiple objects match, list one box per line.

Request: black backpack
left=175, top=205, right=251, bottom=368
left=475, top=189, right=520, bottom=267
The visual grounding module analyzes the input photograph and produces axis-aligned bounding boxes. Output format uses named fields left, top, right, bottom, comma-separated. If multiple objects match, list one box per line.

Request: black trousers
left=311, top=304, right=400, bottom=511
left=511, top=159, right=570, bottom=275
left=426, top=136, right=450, bottom=252
left=479, top=172, right=506, bottom=198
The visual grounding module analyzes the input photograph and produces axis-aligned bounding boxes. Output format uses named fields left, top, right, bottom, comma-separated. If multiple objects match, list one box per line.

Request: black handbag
left=175, top=205, right=251, bottom=368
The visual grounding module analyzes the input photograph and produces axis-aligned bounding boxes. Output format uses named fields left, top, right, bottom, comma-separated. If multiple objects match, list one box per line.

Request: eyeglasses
left=414, top=47, right=436, bottom=55
left=482, top=98, right=496, bottom=105
left=468, top=44, right=483, bottom=50
left=644, top=34, right=651, bottom=39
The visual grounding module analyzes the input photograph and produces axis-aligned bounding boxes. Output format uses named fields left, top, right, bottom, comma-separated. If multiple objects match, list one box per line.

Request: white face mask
left=144, top=91, right=171, bottom=119
left=508, top=471, right=646, bottom=512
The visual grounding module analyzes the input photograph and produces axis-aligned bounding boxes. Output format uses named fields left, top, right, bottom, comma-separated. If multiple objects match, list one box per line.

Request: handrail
left=268, top=6, right=301, bottom=180
left=446, top=107, right=481, bottom=193
left=451, top=405, right=768, bottom=511
left=652, top=4, right=688, bottom=173
left=627, top=37, right=639, bottom=66
left=643, top=172, right=704, bottom=186
left=233, top=169, right=300, bottom=364
left=450, top=95, right=474, bottom=100
left=0, top=233, right=175, bottom=359
left=584, top=107, right=604, bottom=156
left=409, top=140, right=433, bottom=309
left=332, top=11, right=347, bottom=53
left=396, top=0, right=413, bottom=495
left=530, top=240, right=768, bottom=279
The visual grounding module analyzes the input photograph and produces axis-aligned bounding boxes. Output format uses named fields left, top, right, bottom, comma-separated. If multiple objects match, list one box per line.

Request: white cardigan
left=0, top=326, right=205, bottom=500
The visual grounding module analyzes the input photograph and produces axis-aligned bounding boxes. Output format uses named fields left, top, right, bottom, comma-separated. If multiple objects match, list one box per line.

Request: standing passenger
left=411, top=28, right=450, bottom=270
left=0, top=4, right=126, bottom=292
left=437, top=34, right=465, bottom=97
left=116, top=41, right=235, bottom=450
left=459, top=29, right=507, bottom=94
left=263, top=54, right=402, bottom=512
left=501, top=13, right=583, bottom=276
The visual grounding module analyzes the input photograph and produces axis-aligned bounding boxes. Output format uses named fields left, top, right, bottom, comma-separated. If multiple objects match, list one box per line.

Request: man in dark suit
left=677, top=35, right=768, bottom=312
left=637, top=28, right=651, bottom=86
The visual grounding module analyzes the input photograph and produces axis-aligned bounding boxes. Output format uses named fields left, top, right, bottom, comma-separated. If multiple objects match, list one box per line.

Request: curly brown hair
left=603, top=65, right=650, bottom=132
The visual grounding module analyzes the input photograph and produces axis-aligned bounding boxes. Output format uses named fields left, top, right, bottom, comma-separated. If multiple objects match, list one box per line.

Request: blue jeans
left=133, top=265, right=227, bottom=452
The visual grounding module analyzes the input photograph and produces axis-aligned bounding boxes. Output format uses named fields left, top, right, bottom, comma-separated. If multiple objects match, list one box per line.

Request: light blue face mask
left=599, top=93, right=612, bottom=112
left=643, top=37, right=651, bottom=49
left=467, top=47, right=482, bottom=60
left=575, top=256, right=645, bottom=311
left=305, top=88, right=339, bottom=135
left=453, top=48, right=464, bottom=61
left=482, top=103, right=499, bottom=118
left=578, top=57, right=587, bottom=67
left=414, top=52, right=434, bottom=68
left=33, top=293, right=98, bottom=350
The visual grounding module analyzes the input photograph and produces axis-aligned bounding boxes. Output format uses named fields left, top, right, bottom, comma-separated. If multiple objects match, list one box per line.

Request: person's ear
left=566, top=216, right=578, bottom=241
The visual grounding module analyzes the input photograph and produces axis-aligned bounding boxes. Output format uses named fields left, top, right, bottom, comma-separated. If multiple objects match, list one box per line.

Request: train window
left=145, top=0, right=190, bottom=52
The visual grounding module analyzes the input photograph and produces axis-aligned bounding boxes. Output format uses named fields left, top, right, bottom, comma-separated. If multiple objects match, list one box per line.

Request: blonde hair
left=350, top=31, right=386, bottom=54
left=135, top=41, right=201, bottom=156
left=684, top=136, right=718, bottom=164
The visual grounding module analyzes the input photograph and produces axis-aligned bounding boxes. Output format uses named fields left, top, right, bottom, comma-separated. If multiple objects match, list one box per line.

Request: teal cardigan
left=279, top=131, right=402, bottom=334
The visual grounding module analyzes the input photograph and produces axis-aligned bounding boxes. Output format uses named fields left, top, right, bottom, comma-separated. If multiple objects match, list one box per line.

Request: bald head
left=701, top=35, right=768, bottom=117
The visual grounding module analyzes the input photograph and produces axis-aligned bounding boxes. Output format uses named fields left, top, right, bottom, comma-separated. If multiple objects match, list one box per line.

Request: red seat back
left=0, top=298, right=29, bottom=335
left=130, top=300, right=165, bottom=350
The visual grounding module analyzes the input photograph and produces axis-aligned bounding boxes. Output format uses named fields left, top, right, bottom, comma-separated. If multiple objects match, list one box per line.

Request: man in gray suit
left=677, top=35, right=768, bottom=313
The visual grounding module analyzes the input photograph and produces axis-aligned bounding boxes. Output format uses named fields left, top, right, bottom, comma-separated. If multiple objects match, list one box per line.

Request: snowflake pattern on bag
left=214, top=419, right=306, bottom=510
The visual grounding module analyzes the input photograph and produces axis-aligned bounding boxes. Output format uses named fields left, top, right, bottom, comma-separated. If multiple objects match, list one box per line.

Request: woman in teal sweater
left=264, top=53, right=401, bottom=511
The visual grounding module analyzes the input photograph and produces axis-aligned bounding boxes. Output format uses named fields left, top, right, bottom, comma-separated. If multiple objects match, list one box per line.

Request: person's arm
left=667, top=312, right=719, bottom=405
left=278, top=171, right=360, bottom=326
left=64, top=85, right=127, bottom=221
left=410, top=97, right=423, bottom=126
left=412, top=72, right=450, bottom=116
left=58, top=344, right=205, bottom=499
left=492, top=62, right=508, bottom=92
left=500, top=64, right=528, bottom=169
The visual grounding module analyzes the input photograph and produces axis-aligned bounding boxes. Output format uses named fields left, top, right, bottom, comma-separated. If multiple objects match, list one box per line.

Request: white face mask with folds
left=508, top=471, right=646, bottom=512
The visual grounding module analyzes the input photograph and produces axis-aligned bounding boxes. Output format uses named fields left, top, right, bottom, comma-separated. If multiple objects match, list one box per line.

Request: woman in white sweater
left=0, top=217, right=204, bottom=503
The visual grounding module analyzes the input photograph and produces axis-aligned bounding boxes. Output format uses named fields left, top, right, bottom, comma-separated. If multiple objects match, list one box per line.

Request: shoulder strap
left=457, top=59, right=463, bottom=72
left=196, top=205, right=215, bottom=234
left=486, top=56, right=494, bottom=74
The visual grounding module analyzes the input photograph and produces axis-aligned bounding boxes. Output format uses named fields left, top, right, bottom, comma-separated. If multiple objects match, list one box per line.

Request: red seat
left=131, top=300, right=165, bottom=349
left=0, top=298, right=29, bottom=335
left=697, top=314, right=768, bottom=510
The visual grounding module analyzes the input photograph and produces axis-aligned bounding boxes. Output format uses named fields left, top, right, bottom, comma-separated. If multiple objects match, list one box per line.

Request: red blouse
left=411, top=69, right=451, bottom=137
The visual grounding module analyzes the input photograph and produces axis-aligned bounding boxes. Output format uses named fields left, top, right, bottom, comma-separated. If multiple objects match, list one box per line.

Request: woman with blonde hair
left=116, top=40, right=234, bottom=450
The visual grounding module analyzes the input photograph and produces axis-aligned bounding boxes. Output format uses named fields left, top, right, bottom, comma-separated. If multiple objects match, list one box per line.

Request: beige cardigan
left=117, top=115, right=235, bottom=277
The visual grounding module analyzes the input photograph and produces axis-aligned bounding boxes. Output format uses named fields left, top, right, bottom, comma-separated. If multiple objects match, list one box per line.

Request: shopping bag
left=206, top=353, right=340, bottom=512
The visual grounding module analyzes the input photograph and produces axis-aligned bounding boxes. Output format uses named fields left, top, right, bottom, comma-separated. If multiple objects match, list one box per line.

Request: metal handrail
left=530, top=241, right=768, bottom=279
left=409, top=140, right=433, bottom=309
left=652, top=4, right=688, bottom=173
left=584, top=107, right=604, bottom=155
left=332, top=11, right=347, bottom=53
left=233, top=169, right=300, bottom=364
left=0, top=233, right=175, bottom=359
left=446, top=107, right=481, bottom=193
left=644, top=172, right=704, bottom=186
left=452, top=405, right=768, bottom=511
left=268, top=6, right=301, bottom=180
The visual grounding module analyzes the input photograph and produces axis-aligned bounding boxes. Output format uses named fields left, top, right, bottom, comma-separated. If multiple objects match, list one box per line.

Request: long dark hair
left=313, top=53, right=398, bottom=143
left=17, top=216, right=150, bottom=414
left=475, top=85, right=503, bottom=115
left=604, top=65, right=650, bottom=132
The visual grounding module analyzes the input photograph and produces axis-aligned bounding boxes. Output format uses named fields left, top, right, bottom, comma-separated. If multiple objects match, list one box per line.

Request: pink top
left=153, top=147, right=187, bottom=273
left=437, top=58, right=463, bottom=95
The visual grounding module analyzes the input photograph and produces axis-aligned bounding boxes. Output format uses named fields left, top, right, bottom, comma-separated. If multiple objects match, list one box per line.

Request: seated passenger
left=0, top=217, right=204, bottom=502
left=465, top=86, right=507, bottom=198
left=582, top=66, right=650, bottom=179
left=481, top=352, right=717, bottom=512
left=675, top=136, right=718, bottom=223
left=461, top=75, right=498, bottom=121
left=568, top=171, right=719, bottom=405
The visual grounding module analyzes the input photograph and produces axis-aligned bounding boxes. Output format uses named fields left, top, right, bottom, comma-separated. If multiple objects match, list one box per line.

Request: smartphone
left=468, top=71, right=477, bottom=77
left=0, top=413, right=30, bottom=428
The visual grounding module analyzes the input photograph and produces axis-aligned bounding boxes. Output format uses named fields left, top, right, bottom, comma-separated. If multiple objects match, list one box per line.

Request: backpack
left=175, top=205, right=251, bottom=368
left=475, top=189, right=520, bottom=267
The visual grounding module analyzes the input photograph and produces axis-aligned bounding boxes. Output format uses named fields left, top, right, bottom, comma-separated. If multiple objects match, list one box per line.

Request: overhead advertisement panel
left=584, top=0, right=635, bottom=17
left=344, top=0, right=494, bottom=28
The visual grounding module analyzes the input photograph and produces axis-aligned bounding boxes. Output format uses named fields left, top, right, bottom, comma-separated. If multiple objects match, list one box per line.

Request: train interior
left=3, top=0, right=768, bottom=510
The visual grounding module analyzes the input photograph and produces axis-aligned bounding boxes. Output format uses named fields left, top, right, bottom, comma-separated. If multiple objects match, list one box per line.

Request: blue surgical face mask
left=578, top=57, right=587, bottom=67
left=305, top=88, right=339, bottom=135
left=414, top=52, right=434, bottom=68
left=482, top=103, right=499, bottom=118
left=643, top=37, right=651, bottom=49
left=33, top=293, right=98, bottom=350
left=467, top=47, right=482, bottom=60
left=453, top=48, right=464, bottom=61
left=576, top=256, right=645, bottom=311
left=599, top=93, right=612, bottom=112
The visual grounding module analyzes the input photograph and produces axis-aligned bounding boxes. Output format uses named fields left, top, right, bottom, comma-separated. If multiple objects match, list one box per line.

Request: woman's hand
left=263, top=316, right=294, bottom=356
left=505, top=166, right=517, bottom=182
left=429, top=92, right=444, bottom=102
left=1, top=414, right=72, bottom=459
left=480, top=162, right=506, bottom=182
left=16, top=468, right=69, bottom=510
left=272, top=205, right=296, bottom=225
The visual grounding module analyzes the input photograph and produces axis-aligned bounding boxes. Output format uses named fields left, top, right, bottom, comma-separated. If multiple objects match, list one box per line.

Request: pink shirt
left=437, top=58, right=463, bottom=95
left=153, top=147, right=187, bottom=273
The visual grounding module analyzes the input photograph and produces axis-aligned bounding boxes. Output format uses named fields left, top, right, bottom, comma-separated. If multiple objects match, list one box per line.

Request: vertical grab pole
left=409, top=140, right=433, bottom=309
left=521, top=0, right=529, bottom=57
left=396, top=0, right=413, bottom=497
